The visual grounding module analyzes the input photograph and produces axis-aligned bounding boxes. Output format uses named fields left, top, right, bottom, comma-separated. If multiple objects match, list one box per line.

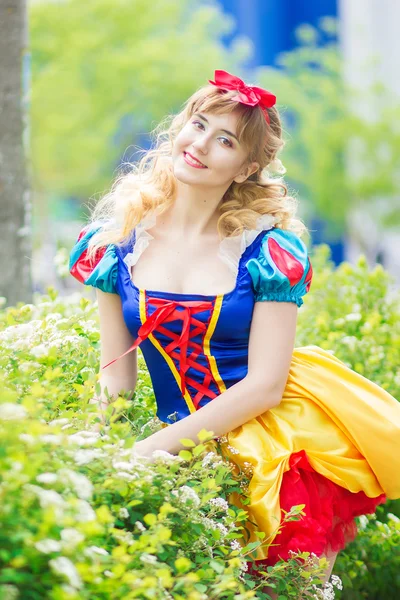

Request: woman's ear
left=233, top=161, right=260, bottom=183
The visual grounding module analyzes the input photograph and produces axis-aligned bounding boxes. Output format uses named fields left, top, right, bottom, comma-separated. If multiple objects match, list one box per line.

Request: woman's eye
left=192, top=120, right=204, bottom=130
left=192, top=121, right=233, bottom=147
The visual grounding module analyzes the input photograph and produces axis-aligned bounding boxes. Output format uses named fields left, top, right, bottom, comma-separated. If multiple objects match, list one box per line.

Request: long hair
left=86, top=82, right=308, bottom=261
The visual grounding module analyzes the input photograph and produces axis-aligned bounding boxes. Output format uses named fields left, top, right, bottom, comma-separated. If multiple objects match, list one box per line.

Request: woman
left=69, top=69, right=400, bottom=592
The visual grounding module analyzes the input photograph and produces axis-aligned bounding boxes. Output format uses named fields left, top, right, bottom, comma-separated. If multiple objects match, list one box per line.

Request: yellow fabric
left=210, top=345, right=400, bottom=561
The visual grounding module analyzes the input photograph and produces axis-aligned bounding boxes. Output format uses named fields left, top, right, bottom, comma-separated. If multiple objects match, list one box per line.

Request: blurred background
left=1, top=0, right=400, bottom=306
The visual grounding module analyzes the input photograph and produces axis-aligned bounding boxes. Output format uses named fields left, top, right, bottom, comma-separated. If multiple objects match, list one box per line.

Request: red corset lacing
left=101, top=297, right=218, bottom=407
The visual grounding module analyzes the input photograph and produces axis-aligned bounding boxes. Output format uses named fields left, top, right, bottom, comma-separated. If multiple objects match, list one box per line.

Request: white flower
left=112, top=460, right=135, bottom=472
left=330, top=574, right=343, bottom=590
left=49, top=557, right=82, bottom=589
left=60, top=528, right=85, bottom=548
left=135, top=521, right=146, bottom=533
left=201, top=516, right=229, bottom=536
left=345, top=313, right=362, bottom=322
left=216, top=435, right=228, bottom=444
left=39, top=434, right=64, bottom=445
left=0, top=322, right=35, bottom=341
left=71, top=499, right=96, bottom=522
left=151, top=450, right=181, bottom=463
left=140, top=553, right=158, bottom=565
left=19, top=433, right=35, bottom=444
left=19, top=361, right=40, bottom=372
left=113, top=530, right=134, bottom=545
left=68, top=430, right=100, bottom=447
left=84, top=546, right=109, bottom=559
left=73, top=448, right=104, bottom=466
left=25, top=485, right=67, bottom=509
left=312, top=579, right=339, bottom=600
left=36, top=473, right=58, bottom=484
left=202, top=452, right=223, bottom=468
left=263, top=158, right=287, bottom=176
left=341, top=336, right=358, bottom=351
left=118, top=507, right=129, bottom=519
left=58, top=469, right=93, bottom=500
left=230, top=540, right=242, bottom=551
left=215, top=522, right=228, bottom=536
left=387, top=513, right=400, bottom=523
left=209, top=497, right=229, bottom=512
left=49, top=418, right=70, bottom=427
left=171, top=486, right=201, bottom=508
left=35, top=539, right=62, bottom=554
left=0, top=403, right=27, bottom=421
left=30, top=344, right=49, bottom=358
left=357, top=514, right=369, bottom=530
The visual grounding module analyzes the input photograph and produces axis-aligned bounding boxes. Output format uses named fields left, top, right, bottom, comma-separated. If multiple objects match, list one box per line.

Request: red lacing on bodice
left=102, top=296, right=219, bottom=409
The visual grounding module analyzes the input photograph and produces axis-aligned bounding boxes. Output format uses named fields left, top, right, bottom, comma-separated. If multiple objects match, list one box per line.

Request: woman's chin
left=172, top=165, right=205, bottom=185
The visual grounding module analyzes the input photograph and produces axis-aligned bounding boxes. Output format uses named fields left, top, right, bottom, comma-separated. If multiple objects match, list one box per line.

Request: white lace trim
left=123, top=212, right=157, bottom=270
left=217, top=213, right=278, bottom=275
left=123, top=212, right=278, bottom=275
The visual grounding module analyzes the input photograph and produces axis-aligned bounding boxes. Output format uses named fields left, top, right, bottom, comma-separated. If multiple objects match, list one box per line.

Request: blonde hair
left=86, top=82, right=308, bottom=261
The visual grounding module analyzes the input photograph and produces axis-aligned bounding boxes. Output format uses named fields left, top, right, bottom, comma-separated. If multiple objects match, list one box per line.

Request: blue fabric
left=69, top=221, right=119, bottom=294
left=68, top=224, right=314, bottom=424
left=246, top=228, right=312, bottom=307
left=114, top=228, right=270, bottom=424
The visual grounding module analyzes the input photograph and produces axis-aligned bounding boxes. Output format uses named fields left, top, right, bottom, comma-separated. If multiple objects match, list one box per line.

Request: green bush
left=0, top=292, right=328, bottom=598
left=297, top=244, right=400, bottom=599
left=0, top=244, right=399, bottom=598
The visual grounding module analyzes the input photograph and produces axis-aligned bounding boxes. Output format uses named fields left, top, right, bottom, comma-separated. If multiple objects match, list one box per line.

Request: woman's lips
left=183, top=152, right=208, bottom=168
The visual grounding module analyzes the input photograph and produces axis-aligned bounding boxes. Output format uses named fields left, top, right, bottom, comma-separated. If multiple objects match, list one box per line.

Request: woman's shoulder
left=245, top=227, right=313, bottom=307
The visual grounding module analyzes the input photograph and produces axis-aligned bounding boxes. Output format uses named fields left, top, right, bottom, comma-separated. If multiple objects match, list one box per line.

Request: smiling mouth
left=183, top=152, right=208, bottom=168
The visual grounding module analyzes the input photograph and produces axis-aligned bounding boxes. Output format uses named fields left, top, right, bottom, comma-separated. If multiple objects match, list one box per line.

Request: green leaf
left=143, top=513, right=157, bottom=526
left=178, top=450, right=193, bottom=461
left=179, top=438, right=196, bottom=448
left=193, top=444, right=206, bottom=456
left=209, top=560, right=224, bottom=574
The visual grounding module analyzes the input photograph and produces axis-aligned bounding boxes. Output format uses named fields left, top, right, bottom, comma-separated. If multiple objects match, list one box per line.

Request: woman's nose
left=192, top=134, right=210, bottom=154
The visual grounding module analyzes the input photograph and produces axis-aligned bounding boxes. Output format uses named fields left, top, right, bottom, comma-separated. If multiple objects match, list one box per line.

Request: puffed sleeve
left=69, top=221, right=119, bottom=294
left=246, top=228, right=313, bottom=307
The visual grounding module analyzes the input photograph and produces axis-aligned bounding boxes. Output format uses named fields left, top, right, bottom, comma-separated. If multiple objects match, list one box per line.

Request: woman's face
left=171, top=109, right=259, bottom=188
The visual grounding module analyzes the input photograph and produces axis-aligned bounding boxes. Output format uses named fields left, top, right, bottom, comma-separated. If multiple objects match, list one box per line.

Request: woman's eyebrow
left=195, top=113, right=239, bottom=142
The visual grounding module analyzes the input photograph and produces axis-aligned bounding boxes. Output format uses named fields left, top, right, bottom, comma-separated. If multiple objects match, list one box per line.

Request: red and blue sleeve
left=246, top=228, right=313, bottom=307
left=69, top=222, right=118, bottom=294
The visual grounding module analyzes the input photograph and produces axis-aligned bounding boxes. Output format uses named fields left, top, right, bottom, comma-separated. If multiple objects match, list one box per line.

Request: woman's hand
left=131, top=439, right=157, bottom=461
left=132, top=440, right=154, bottom=459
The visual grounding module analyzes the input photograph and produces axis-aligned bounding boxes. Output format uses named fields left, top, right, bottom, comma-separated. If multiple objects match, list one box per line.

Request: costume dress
left=69, top=214, right=400, bottom=572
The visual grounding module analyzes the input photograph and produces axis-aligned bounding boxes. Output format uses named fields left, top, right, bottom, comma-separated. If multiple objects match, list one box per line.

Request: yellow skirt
left=211, top=345, right=400, bottom=563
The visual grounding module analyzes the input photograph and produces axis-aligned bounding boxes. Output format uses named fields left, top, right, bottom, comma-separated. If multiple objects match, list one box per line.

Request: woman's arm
left=134, top=300, right=297, bottom=456
left=93, top=289, right=137, bottom=420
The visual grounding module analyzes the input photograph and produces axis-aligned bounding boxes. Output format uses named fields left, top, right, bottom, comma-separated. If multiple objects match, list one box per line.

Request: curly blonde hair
left=86, top=81, right=308, bottom=261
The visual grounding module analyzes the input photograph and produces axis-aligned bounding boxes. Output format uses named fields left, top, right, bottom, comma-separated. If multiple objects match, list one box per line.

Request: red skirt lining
left=246, top=449, right=386, bottom=575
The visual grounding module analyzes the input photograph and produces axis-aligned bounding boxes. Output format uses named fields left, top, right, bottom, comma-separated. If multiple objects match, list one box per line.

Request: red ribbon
left=208, top=69, right=276, bottom=123
left=101, top=297, right=214, bottom=397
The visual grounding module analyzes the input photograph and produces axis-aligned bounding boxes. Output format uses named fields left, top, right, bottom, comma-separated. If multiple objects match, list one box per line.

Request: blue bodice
left=69, top=221, right=313, bottom=423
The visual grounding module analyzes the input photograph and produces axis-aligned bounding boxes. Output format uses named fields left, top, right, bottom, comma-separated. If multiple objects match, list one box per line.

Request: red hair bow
left=208, top=69, right=276, bottom=124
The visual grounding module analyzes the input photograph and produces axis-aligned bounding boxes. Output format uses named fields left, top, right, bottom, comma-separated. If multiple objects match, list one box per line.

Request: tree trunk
left=0, top=0, right=32, bottom=307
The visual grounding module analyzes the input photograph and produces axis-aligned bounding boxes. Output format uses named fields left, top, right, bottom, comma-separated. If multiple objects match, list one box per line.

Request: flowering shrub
left=0, top=290, right=329, bottom=598
left=334, top=513, right=400, bottom=599
left=296, top=245, right=400, bottom=401
left=1, top=244, right=399, bottom=598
